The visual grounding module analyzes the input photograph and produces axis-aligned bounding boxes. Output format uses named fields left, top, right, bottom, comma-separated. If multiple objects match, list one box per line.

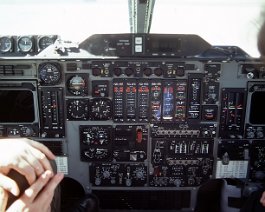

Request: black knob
left=92, top=67, right=101, bottom=76
left=113, top=67, right=122, bottom=76
left=125, top=67, right=134, bottom=76
left=176, top=67, right=185, bottom=76
left=154, top=68, right=163, bottom=76
left=143, top=68, right=152, bottom=76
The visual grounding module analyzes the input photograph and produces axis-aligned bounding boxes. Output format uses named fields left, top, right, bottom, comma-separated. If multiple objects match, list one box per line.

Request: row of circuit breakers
left=1, top=34, right=265, bottom=190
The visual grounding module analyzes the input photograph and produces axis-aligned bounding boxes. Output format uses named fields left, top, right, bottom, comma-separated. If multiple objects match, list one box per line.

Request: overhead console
left=0, top=33, right=264, bottom=210
left=79, top=33, right=211, bottom=57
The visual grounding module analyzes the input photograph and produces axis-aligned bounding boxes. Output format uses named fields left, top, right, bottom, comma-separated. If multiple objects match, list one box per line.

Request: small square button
left=135, top=37, right=143, bottom=45
left=135, top=45, right=142, bottom=53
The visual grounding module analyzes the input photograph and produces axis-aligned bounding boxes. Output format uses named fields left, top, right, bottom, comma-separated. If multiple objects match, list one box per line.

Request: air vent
left=0, top=65, right=24, bottom=76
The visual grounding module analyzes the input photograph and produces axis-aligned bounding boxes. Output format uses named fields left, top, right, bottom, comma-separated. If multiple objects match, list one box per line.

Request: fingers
left=35, top=172, right=64, bottom=205
left=28, top=147, right=52, bottom=174
left=0, top=187, right=8, bottom=212
left=42, top=172, right=64, bottom=194
left=20, top=171, right=63, bottom=205
left=5, top=171, right=63, bottom=212
left=23, top=170, right=53, bottom=201
left=27, top=139, right=56, bottom=160
left=11, top=142, right=55, bottom=185
left=260, top=191, right=265, bottom=207
left=0, top=173, right=20, bottom=196
left=12, top=159, right=37, bottom=186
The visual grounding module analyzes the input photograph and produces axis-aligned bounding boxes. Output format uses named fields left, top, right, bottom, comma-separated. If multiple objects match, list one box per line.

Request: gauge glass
left=68, top=75, right=86, bottom=95
left=39, top=63, right=61, bottom=85
left=18, top=36, right=33, bottom=52
left=39, top=36, right=54, bottom=50
left=68, top=100, right=89, bottom=120
left=0, top=36, right=12, bottom=53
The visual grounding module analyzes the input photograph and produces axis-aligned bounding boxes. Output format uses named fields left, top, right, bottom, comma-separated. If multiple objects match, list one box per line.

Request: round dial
left=39, top=63, right=61, bottom=85
left=38, top=36, right=54, bottom=50
left=91, top=98, right=112, bottom=120
left=0, top=36, right=12, bottom=53
left=67, top=100, right=89, bottom=120
left=18, top=36, right=33, bottom=52
left=68, top=75, right=87, bottom=95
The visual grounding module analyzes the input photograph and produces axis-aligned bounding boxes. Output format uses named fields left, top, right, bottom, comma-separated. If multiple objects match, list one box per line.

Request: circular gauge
left=67, top=99, right=89, bottom=120
left=38, top=36, right=54, bottom=50
left=68, top=75, right=87, bottom=95
left=39, top=63, right=61, bottom=85
left=18, top=36, right=33, bottom=53
left=0, top=36, right=13, bottom=53
left=96, top=130, right=110, bottom=145
left=91, top=98, right=112, bottom=120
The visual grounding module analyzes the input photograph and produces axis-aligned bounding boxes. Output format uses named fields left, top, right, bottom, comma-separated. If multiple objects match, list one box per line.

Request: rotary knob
left=103, top=170, right=110, bottom=179
left=136, top=170, right=144, bottom=179
left=143, top=68, right=152, bottom=76
left=113, top=67, right=122, bottom=76
left=154, top=68, right=163, bottom=76
left=124, top=67, right=133, bottom=76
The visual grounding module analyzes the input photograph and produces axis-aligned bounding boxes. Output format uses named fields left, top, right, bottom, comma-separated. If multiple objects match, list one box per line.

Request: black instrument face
left=39, top=63, right=61, bottom=85
left=67, top=99, right=89, bottom=120
left=90, top=98, right=112, bottom=120
left=38, top=36, right=55, bottom=50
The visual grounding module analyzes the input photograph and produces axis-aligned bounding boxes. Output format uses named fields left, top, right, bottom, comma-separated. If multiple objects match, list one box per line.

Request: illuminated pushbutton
left=136, top=128, right=143, bottom=143
left=135, top=36, right=143, bottom=53
left=135, top=37, right=143, bottom=44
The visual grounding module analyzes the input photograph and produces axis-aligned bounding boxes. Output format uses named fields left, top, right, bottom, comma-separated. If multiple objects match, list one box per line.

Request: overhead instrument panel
left=1, top=33, right=265, bottom=211
left=0, top=35, right=58, bottom=55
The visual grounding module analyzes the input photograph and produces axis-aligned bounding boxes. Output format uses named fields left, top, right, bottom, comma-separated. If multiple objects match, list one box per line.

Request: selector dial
left=39, top=63, right=61, bottom=85
left=67, top=99, right=89, bottom=120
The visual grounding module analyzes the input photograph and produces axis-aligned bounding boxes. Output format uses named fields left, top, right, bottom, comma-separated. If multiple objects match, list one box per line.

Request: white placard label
left=55, top=156, right=68, bottom=175
left=215, top=160, right=248, bottom=178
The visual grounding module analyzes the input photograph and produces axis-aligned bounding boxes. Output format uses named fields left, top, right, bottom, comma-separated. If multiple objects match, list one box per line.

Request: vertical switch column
left=113, top=79, right=124, bottom=122
left=138, top=80, right=150, bottom=122
left=125, top=79, right=137, bottom=121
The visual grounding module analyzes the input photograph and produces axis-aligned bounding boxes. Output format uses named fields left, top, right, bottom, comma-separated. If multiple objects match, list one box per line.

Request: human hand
left=0, top=138, right=56, bottom=196
left=0, top=187, right=8, bottom=212
left=260, top=191, right=265, bottom=207
left=6, top=170, right=64, bottom=212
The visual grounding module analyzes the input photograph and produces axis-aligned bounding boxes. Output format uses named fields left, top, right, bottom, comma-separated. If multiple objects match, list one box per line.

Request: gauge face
left=91, top=98, right=112, bottom=120
left=38, top=36, right=54, bottom=50
left=18, top=36, right=33, bottom=52
left=0, top=36, right=12, bottom=53
left=67, top=99, right=89, bottom=120
left=68, top=75, right=87, bottom=95
left=39, top=63, right=61, bottom=85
